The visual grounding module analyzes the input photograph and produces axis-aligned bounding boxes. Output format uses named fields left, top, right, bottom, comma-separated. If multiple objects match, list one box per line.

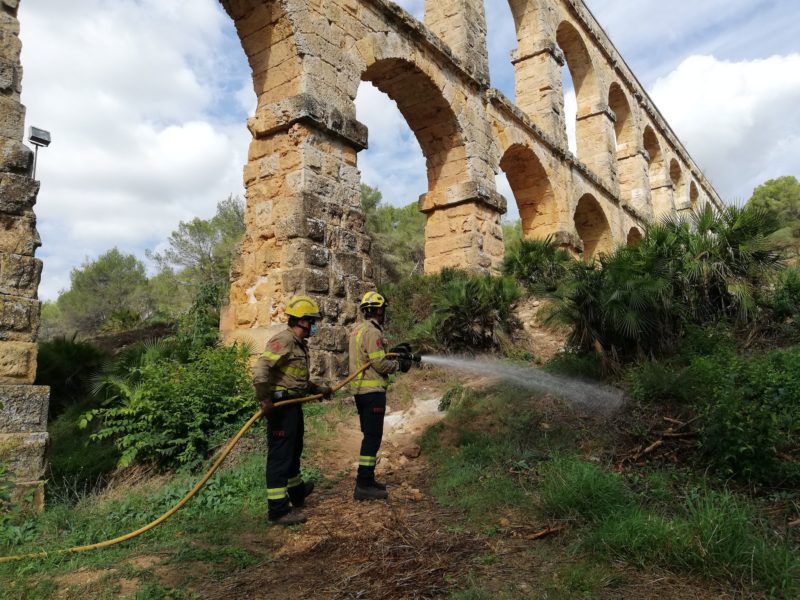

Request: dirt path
left=199, top=380, right=488, bottom=599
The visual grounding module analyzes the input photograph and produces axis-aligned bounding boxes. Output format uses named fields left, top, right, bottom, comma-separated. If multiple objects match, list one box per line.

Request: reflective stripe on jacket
left=253, top=328, right=311, bottom=395
left=349, top=319, right=398, bottom=395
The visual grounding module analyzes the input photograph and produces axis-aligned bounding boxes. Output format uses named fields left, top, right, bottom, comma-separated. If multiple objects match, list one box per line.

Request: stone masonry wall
left=217, top=0, right=724, bottom=376
left=0, top=0, right=49, bottom=511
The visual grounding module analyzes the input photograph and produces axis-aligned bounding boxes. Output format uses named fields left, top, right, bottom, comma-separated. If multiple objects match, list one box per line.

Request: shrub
left=550, top=205, right=783, bottom=362
left=384, top=269, right=522, bottom=354
left=502, top=236, right=572, bottom=293
left=772, top=266, right=800, bottom=320
left=35, top=336, right=108, bottom=418
left=699, top=348, right=800, bottom=482
left=83, top=344, right=256, bottom=470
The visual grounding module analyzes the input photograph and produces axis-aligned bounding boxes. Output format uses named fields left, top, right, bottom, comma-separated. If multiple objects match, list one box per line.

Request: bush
left=699, top=348, right=800, bottom=482
left=502, top=236, right=573, bottom=293
left=551, top=205, right=783, bottom=362
left=83, top=344, right=256, bottom=470
left=772, top=266, right=800, bottom=320
left=35, top=336, right=108, bottom=418
left=384, top=269, right=522, bottom=354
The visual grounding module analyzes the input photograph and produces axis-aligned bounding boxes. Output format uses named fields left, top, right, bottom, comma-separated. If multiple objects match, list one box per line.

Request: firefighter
left=349, top=292, right=413, bottom=501
left=253, top=296, right=332, bottom=525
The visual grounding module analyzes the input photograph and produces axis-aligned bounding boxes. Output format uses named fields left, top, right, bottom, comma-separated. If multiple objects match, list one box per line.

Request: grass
left=424, top=383, right=800, bottom=598
left=0, top=399, right=353, bottom=599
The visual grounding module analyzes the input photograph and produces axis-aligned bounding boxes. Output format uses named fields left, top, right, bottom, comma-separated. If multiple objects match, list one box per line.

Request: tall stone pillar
left=651, top=183, right=677, bottom=219
left=617, top=146, right=654, bottom=221
left=512, top=43, right=569, bottom=146
left=576, top=105, right=617, bottom=189
left=221, top=95, right=373, bottom=381
left=424, top=0, right=489, bottom=83
left=0, top=0, right=49, bottom=511
left=420, top=182, right=506, bottom=274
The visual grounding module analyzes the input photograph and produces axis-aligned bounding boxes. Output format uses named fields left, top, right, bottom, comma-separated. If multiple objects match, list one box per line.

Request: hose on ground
left=0, top=356, right=395, bottom=564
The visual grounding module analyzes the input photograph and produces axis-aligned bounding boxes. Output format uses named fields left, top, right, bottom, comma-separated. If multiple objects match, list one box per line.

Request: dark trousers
left=266, top=404, right=304, bottom=519
left=355, top=391, right=386, bottom=483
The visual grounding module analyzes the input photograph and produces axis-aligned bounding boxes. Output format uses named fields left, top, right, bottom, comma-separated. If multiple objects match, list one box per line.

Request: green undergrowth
left=0, top=401, right=348, bottom=599
left=428, top=384, right=800, bottom=598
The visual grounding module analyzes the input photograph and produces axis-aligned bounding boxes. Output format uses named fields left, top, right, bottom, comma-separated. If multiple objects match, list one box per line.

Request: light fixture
left=28, top=126, right=51, bottom=179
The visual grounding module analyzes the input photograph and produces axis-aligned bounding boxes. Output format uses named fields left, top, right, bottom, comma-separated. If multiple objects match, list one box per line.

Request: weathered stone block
left=0, top=295, right=39, bottom=341
left=0, top=254, right=43, bottom=298
left=0, top=432, right=47, bottom=481
left=0, top=384, right=48, bottom=432
left=0, top=173, right=39, bottom=214
left=0, top=137, right=33, bottom=173
left=0, top=96, right=24, bottom=140
left=0, top=213, right=40, bottom=256
left=0, top=60, right=14, bottom=92
left=0, top=341, right=37, bottom=383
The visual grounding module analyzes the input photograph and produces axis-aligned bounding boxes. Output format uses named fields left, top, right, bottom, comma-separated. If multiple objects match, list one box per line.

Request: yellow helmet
left=285, top=295, right=321, bottom=319
left=360, top=291, right=387, bottom=311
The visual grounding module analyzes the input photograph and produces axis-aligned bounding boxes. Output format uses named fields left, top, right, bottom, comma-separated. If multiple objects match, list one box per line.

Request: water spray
left=419, top=355, right=623, bottom=414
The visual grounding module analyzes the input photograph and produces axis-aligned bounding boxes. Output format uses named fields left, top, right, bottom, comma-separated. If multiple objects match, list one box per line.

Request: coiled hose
left=0, top=358, right=390, bottom=564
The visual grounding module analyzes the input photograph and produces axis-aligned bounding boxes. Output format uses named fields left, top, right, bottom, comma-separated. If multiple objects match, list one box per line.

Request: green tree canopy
left=57, top=248, right=151, bottom=335
left=360, top=184, right=426, bottom=284
left=148, top=195, right=245, bottom=295
left=747, top=176, right=800, bottom=235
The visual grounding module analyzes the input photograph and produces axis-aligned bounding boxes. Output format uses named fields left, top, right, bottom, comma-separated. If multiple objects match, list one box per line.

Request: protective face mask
left=309, top=324, right=319, bottom=337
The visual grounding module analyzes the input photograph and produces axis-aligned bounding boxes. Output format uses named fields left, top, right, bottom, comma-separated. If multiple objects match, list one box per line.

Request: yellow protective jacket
left=253, top=328, right=314, bottom=397
left=349, top=319, right=399, bottom=395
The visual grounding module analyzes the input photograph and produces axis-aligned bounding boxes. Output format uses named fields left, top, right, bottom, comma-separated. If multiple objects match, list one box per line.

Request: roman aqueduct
left=0, top=0, right=722, bottom=504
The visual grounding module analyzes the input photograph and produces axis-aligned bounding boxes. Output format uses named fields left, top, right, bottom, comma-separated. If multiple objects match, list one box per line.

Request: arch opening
left=643, top=125, right=664, bottom=183
left=361, top=58, right=467, bottom=202
left=670, top=158, right=685, bottom=205
left=556, top=21, right=599, bottom=159
left=608, top=82, right=635, bottom=152
left=627, top=227, right=644, bottom=247
left=499, top=144, right=555, bottom=239
left=690, top=181, right=700, bottom=209
left=574, top=193, right=613, bottom=260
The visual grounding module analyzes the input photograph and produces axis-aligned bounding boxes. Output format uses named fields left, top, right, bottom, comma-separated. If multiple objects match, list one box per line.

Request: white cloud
left=651, top=54, right=800, bottom=201
left=19, top=0, right=254, bottom=300
left=355, top=83, right=427, bottom=207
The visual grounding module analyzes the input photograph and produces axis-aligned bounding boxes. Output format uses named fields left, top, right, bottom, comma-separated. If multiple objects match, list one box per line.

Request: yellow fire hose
left=0, top=357, right=395, bottom=565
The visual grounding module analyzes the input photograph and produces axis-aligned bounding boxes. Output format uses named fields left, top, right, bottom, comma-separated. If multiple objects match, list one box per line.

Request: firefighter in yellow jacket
left=253, top=296, right=331, bottom=525
left=349, top=292, right=413, bottom=500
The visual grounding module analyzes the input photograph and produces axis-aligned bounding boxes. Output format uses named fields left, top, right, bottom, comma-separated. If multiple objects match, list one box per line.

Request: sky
left=17, top=0, right=800, bottom=300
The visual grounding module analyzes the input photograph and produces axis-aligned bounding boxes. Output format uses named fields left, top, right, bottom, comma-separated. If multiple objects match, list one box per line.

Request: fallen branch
left=662, top=431, right=699, bottom=439
left=527, top=525, right=568, bottom=541
left=789, top=519, right=799, bottom=529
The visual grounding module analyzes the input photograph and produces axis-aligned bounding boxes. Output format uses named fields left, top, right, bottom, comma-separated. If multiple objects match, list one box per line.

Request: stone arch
left=348, top=34, right=475, bottom=208
left=643, top=125, right=665, bottom=181
left=574, top=193, right=613, bottom=259
left=556, top=21, right=600, bottom=116
left=360, top=58, right=466, bottom=204
left=627, top=227, right=644, bottom=247
left=608, top=82, right=636, bottom=152
left=670, top=158, right=685, bottom=206
left=690, top=180, right=700, bottom=209
left=499, top=144, right=555, bottom=239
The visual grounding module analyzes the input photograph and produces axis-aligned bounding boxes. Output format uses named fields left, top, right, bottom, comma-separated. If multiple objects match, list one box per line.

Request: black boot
left=368, top=479, right=387, bottom=491
left=269, top=509, right=307, bottom=526
left=289, top=482, right=315, bottom=508
left=354, top=481, right=389, bottom=501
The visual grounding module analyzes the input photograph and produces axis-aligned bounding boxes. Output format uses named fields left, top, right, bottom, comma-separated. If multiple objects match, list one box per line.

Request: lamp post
left=28, top=126, right=51, bottom=180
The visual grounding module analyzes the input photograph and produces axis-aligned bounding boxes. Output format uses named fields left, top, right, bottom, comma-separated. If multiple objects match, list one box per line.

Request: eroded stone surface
left=0, top=0, right=48, bottom=511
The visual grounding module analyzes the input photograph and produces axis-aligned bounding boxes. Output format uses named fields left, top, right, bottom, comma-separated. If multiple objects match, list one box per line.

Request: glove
left=260, top=397, right=275, bottom=417
left=399, top=356, right=413, bottom=373
left=318, top=385, right=333, bottom=401
left=390, top=343, right=413, bottom=358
